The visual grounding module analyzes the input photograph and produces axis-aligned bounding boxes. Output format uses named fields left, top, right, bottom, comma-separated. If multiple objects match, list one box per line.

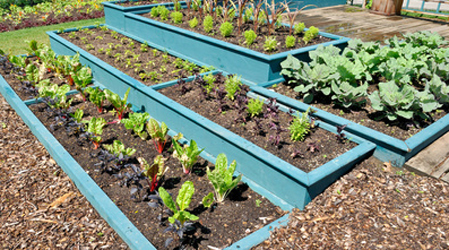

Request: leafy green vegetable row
left=281, top=31, right=449, bottom=121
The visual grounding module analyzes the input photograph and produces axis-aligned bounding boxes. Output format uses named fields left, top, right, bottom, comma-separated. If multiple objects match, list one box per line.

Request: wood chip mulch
left=0, top=95, right=128, bottom=249
left=1, top=92, right=449, bottom=249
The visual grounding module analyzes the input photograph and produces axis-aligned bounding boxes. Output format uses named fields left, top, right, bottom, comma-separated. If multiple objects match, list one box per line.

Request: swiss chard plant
left=70, top=66, right=92, bottom=102
left=82, top=117, right=107, bottom=149
left=104, top=88, right=132, bottom=123
left=38, top=83, right=73, bottom=110
left=121, top=112, right=150, bottom=140
left=159, top=181, right=198, bottom=231
left=146, top=118, right=168, bottom=153
left=172, top=139, right=204, bottom=174
left=85, top=87, right=106, bottom=113
left=139, top=155, right=168, bottom=192
left=205, top=153, right=242, bottom=204
left=103, top=140, right=136, bottom=157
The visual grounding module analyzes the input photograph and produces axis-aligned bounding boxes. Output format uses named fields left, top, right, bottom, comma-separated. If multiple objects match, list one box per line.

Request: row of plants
left=280, top=31, right=449, bottom=124
left=63, top=25, right=214, bottom=85
left=159, top=72, right=355, bottom=172
left=143, top=0, right=324, bottom=53
left=0, top=0, right=110, bottom=32
left=4, top=41, right=280, bottom=248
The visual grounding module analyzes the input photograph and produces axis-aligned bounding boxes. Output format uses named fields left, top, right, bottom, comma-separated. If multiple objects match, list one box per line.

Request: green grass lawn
left=0, top=17, right=104, bottom=55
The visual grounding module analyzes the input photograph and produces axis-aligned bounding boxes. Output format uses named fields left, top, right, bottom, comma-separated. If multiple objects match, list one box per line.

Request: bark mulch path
left=0, top=94, right=128, bottom=249
left=2, top=91, right=449, bottom=249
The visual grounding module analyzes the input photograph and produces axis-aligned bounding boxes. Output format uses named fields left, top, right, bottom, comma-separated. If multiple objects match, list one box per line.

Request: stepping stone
left=405, top=132, right=449, bottom=182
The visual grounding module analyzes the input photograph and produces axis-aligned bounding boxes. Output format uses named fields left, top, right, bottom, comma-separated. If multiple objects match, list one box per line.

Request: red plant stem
left=150, top=175, right=158, bottom=192
left=93, top=141, right=100, bottom=150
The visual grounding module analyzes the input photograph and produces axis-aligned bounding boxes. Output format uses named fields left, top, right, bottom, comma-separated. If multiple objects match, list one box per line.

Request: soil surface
left=270, top=82, right=449, bottom=141
left=2, top=87, right=449, bottom=249
left=60, top=27, right=206, bottom=86
left=27, top=96, right=283, bottom=249
left=158, top=73, right=356, bottom=173
left=141, top=9, right=333, bottom=55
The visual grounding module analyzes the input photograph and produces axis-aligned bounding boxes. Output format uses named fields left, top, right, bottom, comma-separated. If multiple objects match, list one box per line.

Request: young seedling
left=139, top=155, right=168, bottom=192
left=71, top=66, right=92, bottom=102
left=172, top=139, right=204, bottom=174
left=264, top=0, right=287, bottom=35
left=244, top=30, right=257, bottom=47
left=146, top=118, right=168, bottom=153
left=205, top=153, right=242, bottom=204
left=159, top=181, right=199, bottom=230
left=38, top=83, right=73, bottom=110
left=247, top=98, right=264, bottom=117
left=202, top=73, right=216, bottom=94
left=141, top=42, right=149, bottom=52
left=289, top=108, right=311, bottom=141
left=264, top=36, right=278, bottom=52
left=219, top=21, right=233, bottom=38
left=70, top=108, right=84, bottom=123
left=104, top=88, right=132, bottom=123
left=121, top=112, right=150, bottom=140
left=203, top=15, right=214, bottom=33
left=82, top=117, right=107, bottom=149
left=224, top=75, right=242, bottom=101
left=104, top=140, right=136, bottom=157
left=171, top=11, right=183, bottom=24
left=189, top=17, right=198, bottom=28
left=85, top=87, right=106, bottom=113
left=303, top=26, right=319, bottom=44
left=285, top=35, right=296, bottom=48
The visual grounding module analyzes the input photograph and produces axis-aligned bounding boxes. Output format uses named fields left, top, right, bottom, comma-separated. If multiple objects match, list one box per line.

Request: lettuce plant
left=82, top=117, right=106, bottom=149
left=263, top=36, right=278, bottom=52
left=224, top=75, right=242, bottom=101
left=206, top=153, right=242, bottom=203
left=104, top=140, right=136, bottom=157
left=294, top=22, right=305, bottom=35
left=189, top=17, right=198, bottom=28
left=159, top=6, right=170, bottom=20
left=139, top=155, right=168, bottom=192
left=202, top=15, right=213, bottom=33
left=289, top=108, right=311, bottom=141
left=85, top=87, right=105, bottom=113
left=303, top=26, right=319, bottom=44
left=104, top=88, right=132, bottom=123
left=158, top=181, right=199, bottom=227
left=171, top=11, right=183, bottom=24
left=244, top=30, right=257, bottom=46
left=172, top=139, right=204, bottom=174
left=146, top=118, right=168, bottom=153
left=121, top=112, right=150, bottom=140
left=285, top=35, right=296, bottom=48
left=219, top=21, right=233, bottom=38
left=203, top=73, right=216, bottom=94
left=246, top=97, right=263, bottom=117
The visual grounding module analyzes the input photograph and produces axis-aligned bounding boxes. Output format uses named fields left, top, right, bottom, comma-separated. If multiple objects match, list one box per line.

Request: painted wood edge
left=227, top=214, right=290, bottom=250
left=0, top=75, right=156, bottom=250
left=308, top=141, right=376, bottom=185
left=249, top=85, right=410, bottom=153
left=405, top=112, right=449, bottom=150
left=123, top=12, right=350, bottom=61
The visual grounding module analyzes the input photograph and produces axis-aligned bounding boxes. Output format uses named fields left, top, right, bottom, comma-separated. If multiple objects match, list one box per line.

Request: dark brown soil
left=0, top=58, right=39, bottom=101
left=271, top=82, right=449, bottom=141
left=158, top=73, right=356, bottom=173
left=28, top=96, right=283, bottom=249
left=141, top=9, right=333, bottom=55
left=60, top=27, right=206, bottom=86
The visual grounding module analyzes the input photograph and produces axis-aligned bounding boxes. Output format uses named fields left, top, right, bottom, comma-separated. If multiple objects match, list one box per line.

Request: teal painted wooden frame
left=102, top=0, right=188, bottom=31
left=0, top=73, right=295, bottom=249
left=249, top=83, right=449, bottom=167
left=120, top=11, right=350, bottom=83
left=47, top=28, right=375, bottom=210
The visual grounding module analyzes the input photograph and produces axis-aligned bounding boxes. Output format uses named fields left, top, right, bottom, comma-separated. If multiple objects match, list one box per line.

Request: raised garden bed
left=249, top=33, right=449, bottom=166
left=0, top=64, right=293, bottom=249
left=115, top=5, right=350, bottom=83
left=46, top=28, right=375, bottom=210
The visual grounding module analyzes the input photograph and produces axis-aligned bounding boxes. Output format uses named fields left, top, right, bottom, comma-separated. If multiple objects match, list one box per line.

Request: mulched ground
left=2, top=91, right=449, bottom=248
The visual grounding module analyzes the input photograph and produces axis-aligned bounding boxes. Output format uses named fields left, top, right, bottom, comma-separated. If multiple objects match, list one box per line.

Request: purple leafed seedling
left=290, top=149, right=304, bottom=159
left=264, top=98, right=280, bottom=121
left=336, top=124, right=347, bottom=142
left=307, top=142, right=321, bottom=153
left=268, top=121, right=286, bottom=146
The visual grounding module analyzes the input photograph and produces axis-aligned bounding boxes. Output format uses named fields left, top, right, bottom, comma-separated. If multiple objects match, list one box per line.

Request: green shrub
left=303, top=26, right=319, bottom=44
left=189, top=17, right=198, bottom=28
left=219, top=21, right=234, bottom=38
left=294, top=22, right=305, bottom=35
left=244, top=30, right=257, bottom=46
left=0, top=0, right=50, bottom=10
left=171, top=11, right=183, bottom=24
left=285, top=35, right=296, bottom=48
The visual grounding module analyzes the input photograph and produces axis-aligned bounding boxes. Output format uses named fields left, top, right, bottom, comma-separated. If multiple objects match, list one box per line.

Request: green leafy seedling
left=289, top=108, right=311, bottom=141
left=104, top=140, right=136, bottom=157
left=159, top=181, right=199, bottom=227
left=172, top=139, right=204, bottom=174
left=82, top=117, right=107, bottom=149
left=146, top=118, right=168, bottom=153
left=247, top=98, right=264, bottom=117
left=104, top=88, right=132, bottom=123
left=139, top=155, right=168, bottom=192
left=207, top=153, right=242, bottom=203
left=121, top=112, right=150, bottom=140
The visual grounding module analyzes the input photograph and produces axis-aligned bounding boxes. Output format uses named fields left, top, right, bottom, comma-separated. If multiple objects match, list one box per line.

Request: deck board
left=289, top=5, right=449, bottom=41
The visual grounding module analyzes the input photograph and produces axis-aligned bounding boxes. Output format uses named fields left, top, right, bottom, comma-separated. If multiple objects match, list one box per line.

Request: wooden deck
left=291, top=5, right=449, bottom=42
